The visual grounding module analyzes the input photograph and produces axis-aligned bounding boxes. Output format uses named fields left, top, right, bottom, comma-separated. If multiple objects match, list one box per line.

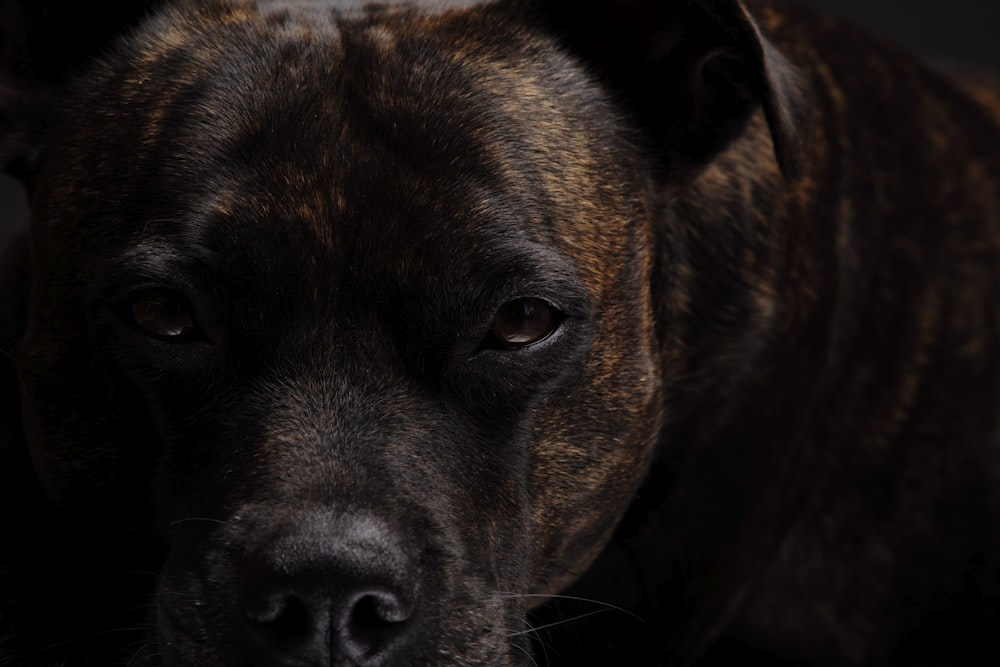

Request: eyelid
left=471, top=241, right=590, bottom=313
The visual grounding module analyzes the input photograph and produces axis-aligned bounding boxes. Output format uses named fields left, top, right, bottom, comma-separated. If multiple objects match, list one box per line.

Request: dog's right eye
left=129, top=289, right=200, bottom=342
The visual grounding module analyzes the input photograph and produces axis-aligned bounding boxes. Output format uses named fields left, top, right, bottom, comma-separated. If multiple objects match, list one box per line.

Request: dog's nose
left=238, top=515, right=415, bottom=665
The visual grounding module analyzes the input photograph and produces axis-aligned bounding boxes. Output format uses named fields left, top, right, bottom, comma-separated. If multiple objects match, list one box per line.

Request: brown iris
left=130, top=289, right=198, bottom=341
left=487, top=298, right=560, bottom=349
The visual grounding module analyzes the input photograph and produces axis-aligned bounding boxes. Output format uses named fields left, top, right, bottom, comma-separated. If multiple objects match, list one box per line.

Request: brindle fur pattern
left=0, top=0, right=998, bottom=665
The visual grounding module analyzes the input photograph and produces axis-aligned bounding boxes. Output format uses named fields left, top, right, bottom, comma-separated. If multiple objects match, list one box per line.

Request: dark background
left=2, top=0, right=1000, bottom=252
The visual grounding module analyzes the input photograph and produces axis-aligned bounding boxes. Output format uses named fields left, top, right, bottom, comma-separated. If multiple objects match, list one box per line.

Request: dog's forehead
left=33, top=0, right=644, bottom=300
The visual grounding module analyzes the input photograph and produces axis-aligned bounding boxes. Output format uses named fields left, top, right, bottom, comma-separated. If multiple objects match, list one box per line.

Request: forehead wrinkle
left=165, top=52, right=352, bottom=253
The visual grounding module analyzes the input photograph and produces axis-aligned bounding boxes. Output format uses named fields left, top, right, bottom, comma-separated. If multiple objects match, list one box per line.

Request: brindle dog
left=0, top=0, right=997, bottom=665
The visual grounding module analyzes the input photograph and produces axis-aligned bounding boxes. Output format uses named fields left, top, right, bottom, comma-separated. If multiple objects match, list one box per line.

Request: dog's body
left=0, top=0, right=998, bottom=664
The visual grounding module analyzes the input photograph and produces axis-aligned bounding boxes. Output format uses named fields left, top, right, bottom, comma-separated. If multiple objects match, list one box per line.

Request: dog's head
left=0, top=0, right=806, bottom=663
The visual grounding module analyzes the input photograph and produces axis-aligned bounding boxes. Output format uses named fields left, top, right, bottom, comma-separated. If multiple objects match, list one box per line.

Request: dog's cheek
left=525, top=210, right=664, bottom=594
left=16, top=313, right=155, bottom=518
left=525, top=324, right=663, bottom=595
left=528, top=387, right=662, bottom=595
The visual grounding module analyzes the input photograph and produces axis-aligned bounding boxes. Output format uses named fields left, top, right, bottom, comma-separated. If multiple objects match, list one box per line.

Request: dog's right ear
left=0, top=1, right=163, bottom=182
left=533, top=0, right=811, bottom=182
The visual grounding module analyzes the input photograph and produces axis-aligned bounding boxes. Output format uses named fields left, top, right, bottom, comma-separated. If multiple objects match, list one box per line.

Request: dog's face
left=16, top=2, right=667, bottom=663
left=2, top=0, right=806, bottom=663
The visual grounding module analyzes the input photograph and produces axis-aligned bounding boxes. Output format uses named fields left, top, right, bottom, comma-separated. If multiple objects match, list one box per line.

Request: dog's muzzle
left=235, top=513, right=416, bottom=665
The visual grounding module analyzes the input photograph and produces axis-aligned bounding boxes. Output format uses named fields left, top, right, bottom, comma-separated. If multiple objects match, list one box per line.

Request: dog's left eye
left=129, top=289, right=200, bottom=342
left=485, top=298, right=562, bottom=349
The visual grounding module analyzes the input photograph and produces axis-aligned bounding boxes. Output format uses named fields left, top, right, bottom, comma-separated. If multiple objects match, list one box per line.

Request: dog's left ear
left=537, top=0, right=810, bottom=181
left=0, top=0, right=163, bottom=182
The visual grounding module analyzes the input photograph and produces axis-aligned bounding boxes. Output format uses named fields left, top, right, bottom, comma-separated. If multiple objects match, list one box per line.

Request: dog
left=1, top=0, right=998, bottom=664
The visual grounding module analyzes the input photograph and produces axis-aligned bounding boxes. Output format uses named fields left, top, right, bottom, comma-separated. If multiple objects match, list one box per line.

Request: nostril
left=352, top=591, right=411, bottom=627
left=342, top=590, right=413, bottom=659
left=270, top=595, right=311, bottom=643
left=243, top=591, right=316, bottom=646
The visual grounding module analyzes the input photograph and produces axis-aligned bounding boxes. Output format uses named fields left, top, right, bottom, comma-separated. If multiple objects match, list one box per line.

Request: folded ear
left=0, top=1, right=162, bottom=181
left=539, top=0, right=810, bottom=181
